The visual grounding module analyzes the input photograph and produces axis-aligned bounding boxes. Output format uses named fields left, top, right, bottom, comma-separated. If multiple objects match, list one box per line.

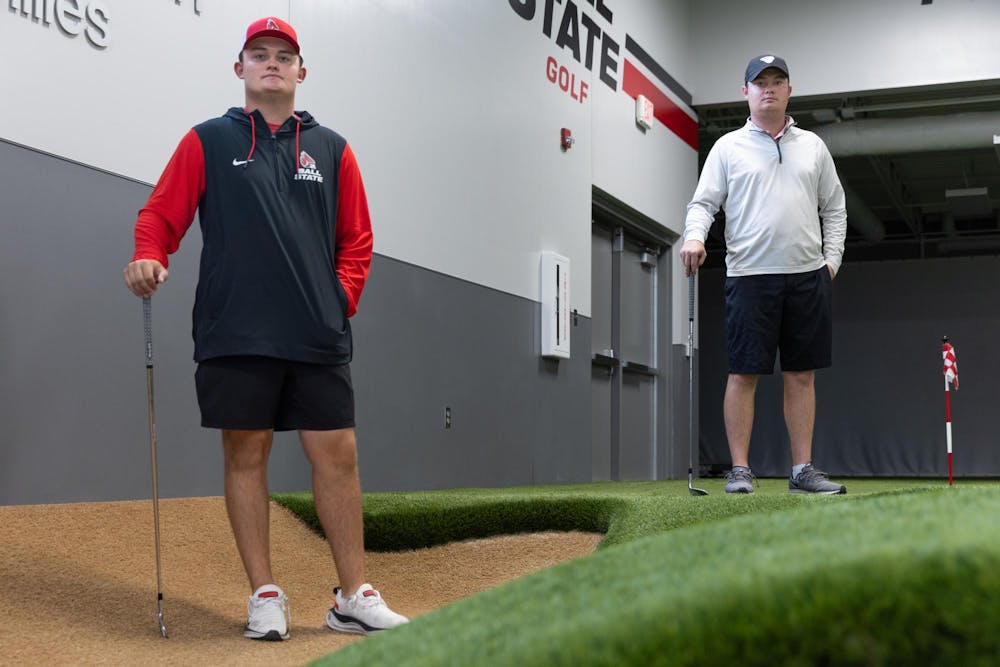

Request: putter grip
left=143, top=297, right=153, bottom=368
left=688, top=274, right=695, bottom=321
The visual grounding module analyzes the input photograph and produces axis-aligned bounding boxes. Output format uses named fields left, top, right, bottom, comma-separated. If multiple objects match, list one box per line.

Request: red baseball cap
left=243, top=16, right=300, bottom=54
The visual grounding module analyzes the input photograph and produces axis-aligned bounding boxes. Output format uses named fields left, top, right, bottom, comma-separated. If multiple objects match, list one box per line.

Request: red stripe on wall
left=622, top=59, right=698, bottom=151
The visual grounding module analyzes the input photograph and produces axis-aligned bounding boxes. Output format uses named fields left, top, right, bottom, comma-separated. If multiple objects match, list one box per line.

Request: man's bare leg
left=783, top=370, right=816, bottom=466
left=222, top=428, right=275, bottom=591
left=724, top=373, right=759, bottom=467
left=300, top=428, right=365, bottom=596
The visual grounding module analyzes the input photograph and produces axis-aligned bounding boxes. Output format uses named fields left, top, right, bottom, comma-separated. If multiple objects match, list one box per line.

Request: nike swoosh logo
left=232, top=158, right=254, bottom=166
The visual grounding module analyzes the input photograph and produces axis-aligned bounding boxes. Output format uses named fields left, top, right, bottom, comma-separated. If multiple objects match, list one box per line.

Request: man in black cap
left=124, top=16, right=409, bottom=641
left=680, top=54, right=848, bottom=496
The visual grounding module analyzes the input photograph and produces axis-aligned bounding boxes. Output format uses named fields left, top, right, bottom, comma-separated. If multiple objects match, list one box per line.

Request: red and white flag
left=943, top=341, right=959, bottom=389
left=942, top=338, right=959, bottom=486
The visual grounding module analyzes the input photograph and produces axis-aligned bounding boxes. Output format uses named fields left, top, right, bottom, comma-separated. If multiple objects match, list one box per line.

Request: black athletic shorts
left=195, top=356, right=355, bottom=431
left=724, top=267, right=833, bottom=374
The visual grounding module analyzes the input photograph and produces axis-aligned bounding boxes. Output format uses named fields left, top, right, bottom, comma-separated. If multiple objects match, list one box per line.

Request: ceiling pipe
left=843, top=184, right=886, bottom=243
left=812, top=111, right=1000, bottom=156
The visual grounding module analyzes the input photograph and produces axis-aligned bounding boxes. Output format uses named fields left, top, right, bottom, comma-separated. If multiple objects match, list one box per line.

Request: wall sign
left=6, top=0, right=201, bottom=50
left=509, top=0, right=619, bottom=103
left=507, top=0, right=698, bottom=149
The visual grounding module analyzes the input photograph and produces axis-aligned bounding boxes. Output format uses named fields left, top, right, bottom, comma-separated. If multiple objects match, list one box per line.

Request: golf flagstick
left=143, top=296, right=168, bottom=638
left=687, top=274, right=708, bottom=496
left=942, top=337, right=959, bottom=488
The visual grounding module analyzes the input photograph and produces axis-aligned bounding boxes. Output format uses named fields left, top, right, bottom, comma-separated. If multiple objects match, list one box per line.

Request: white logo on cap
left=267, top=18, right=279, bottom=31
left=761, top=56, right=776, bottom=64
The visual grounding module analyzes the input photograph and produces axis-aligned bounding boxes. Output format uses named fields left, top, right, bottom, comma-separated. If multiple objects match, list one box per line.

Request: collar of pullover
left=746, top=115, right=796, bottom=140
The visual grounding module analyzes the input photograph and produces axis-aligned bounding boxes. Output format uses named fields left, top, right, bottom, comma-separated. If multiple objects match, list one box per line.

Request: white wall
left=1, top=0, right=285, bottom=182
left=2, top=0, right=695, bottom=321
left=593, top=0, right=696, bottom=230
left=6, top=0, right=995, bottom=333
left=291, top=0, right=593, bottom=313
left=292, top=0, right=697, bottom=318
left=581, top=0, right=700, bottom=344
left=691, top=0, right=1000, bottom=104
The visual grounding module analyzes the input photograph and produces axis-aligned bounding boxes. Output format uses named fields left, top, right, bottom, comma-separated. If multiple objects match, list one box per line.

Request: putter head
left=688, top=470, right=709, bottom=496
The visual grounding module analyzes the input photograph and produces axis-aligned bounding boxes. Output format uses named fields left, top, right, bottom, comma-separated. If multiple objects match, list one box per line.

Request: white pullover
left=684, top=117, right=846, bottom=276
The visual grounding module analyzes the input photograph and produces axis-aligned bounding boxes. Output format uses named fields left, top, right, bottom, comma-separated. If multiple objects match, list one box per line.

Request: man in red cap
left=123, top=16, right=409, bottom=641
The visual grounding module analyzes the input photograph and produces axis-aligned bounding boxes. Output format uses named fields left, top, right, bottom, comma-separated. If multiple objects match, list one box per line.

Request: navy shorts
left=724, top=267, right=833, bottom=374
left=195, top=356, right=355, bottom=431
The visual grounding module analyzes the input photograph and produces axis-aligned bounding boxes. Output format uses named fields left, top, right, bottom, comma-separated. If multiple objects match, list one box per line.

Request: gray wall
left=0, top=141, right=591, bottom=504
left=698, top=258, right=1000, bottom=477
left=2, top=139, right=216, bottom=504
left=350, top=257, right=592, bottom=491
left=5, top=145, right=997, bottom=505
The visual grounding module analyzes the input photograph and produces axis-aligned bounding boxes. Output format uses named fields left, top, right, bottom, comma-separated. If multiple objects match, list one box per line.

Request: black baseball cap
left=744, top=54, right=789, bottom=83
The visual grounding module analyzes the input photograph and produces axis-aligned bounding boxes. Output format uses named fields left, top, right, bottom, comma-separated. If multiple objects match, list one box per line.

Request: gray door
left=619, top=236, right=657, bottom=480
left=591, top=225, right=614, bottom=481
left=591, top=223, right=660, bottom=481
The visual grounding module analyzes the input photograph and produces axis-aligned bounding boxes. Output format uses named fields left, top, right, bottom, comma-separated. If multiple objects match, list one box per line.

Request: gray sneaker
left=789, top=464, right=846, bottom=495
left=725, top=466, right=756, bottom=494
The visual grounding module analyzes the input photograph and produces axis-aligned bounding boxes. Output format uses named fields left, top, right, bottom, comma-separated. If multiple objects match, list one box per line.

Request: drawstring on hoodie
left=293, top=113, right=301, bottom=175
left=243, top=110, right=302, bottom=175
left=245, top=113, right=257, bottom=167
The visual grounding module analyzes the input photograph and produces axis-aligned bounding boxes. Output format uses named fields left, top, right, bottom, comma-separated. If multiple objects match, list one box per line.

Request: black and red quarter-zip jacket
left=133, top=107, right=373, bottom=365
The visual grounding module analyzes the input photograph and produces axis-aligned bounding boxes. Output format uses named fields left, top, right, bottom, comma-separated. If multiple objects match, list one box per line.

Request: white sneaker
left=326, top=583, right=409, bottom=635
left=244, top=584, right=290, bottom=641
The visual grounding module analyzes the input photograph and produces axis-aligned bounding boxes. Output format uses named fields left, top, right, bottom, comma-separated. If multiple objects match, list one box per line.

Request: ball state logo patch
left=294, top=150, right=324, bottom=182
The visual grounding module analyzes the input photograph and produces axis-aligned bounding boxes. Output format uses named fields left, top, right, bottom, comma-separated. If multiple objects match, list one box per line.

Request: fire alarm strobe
left=636, top=94, right=654, bottom=130
left=561, top=127, right=575, bottom=150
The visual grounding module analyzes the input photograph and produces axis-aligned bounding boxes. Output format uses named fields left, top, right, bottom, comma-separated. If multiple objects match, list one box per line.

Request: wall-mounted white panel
left=691, top=0, right=1000, bottom=104
left=540, top=251, right=571, bottom=359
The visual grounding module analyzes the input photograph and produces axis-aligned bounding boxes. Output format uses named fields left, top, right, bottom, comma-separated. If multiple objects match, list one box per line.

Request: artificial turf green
left=272, top=480, right=1000, bottom=666
left=273, top=478, right=962, bottom=550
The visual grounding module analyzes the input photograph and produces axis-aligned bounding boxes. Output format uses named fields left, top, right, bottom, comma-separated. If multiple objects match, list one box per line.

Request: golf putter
left=143, top=296, right=169, bottom=638
left=687, top=275, right=708, bottom=496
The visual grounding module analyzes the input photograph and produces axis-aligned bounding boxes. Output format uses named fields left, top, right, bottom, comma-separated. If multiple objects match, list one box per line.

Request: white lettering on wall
left=84, top=1, right=109, bottom=47
left=8, top=0, right=110, bottom=48
left=174, top=0, right=201, bottom=15
left=55, top=0, right=84, bottom=37
left=6, top=0, right=199, bottom=50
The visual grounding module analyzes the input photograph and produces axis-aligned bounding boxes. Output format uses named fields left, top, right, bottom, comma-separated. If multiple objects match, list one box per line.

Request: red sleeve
left=335, top=143, right=374, bottom=317
left=132, top=129, right=205, bottom=267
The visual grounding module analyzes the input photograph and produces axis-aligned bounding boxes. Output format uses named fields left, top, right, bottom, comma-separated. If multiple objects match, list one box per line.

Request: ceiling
left=692, top=78, right=1000, bottom=267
